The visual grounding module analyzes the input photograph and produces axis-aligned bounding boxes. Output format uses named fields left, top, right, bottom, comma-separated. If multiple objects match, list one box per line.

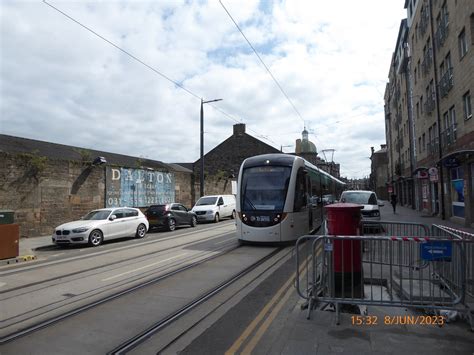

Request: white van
left=192, top=195, right=236, bottom=223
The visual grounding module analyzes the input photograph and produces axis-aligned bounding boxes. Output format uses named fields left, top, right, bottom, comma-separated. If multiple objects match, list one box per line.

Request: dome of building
left=296, top=128, right=317, bottom=154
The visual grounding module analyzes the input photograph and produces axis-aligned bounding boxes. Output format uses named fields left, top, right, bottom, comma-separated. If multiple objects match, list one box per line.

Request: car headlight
left=207, top=210, right=213, bottom=214
left=72, top=227, right=90, bottom=233
left=371, top=211, right=380, bottom=217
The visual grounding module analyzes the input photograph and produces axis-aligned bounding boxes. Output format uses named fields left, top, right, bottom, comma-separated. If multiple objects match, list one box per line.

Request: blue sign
left=106, top=167, right=175, bottom=208
left=443, top=157, right=460, bottom=168
left=420, top=241, right=452, bottom=261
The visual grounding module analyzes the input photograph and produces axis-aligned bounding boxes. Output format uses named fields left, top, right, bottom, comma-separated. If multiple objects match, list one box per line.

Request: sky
left=0, top=0, right=407, bottom=179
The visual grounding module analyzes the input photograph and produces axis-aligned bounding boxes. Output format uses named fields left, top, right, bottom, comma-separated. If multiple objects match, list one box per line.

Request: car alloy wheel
left=88, top=229, right=103, bottom=247
left=191, top=216, right=197, bottom=227
left=168, top=218, right=176, bottom=231
left=214, top=213, right=219, bottom=223
left=136, top=223, right=147, bottom=238
left=231, top=210, right=236, bottom=219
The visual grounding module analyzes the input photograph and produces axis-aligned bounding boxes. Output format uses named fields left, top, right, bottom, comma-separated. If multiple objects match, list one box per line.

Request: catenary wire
left=219, top=0, right=305, bottom=125
left=42, top=0, right=278, bottom=147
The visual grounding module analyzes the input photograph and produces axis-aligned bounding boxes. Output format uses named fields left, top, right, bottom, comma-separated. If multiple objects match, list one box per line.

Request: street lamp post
left=200, top=98, right=222, bottom=197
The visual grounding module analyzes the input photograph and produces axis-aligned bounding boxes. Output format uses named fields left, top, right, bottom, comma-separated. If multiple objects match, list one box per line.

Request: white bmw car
left=53, top=207, right=149, bottom=247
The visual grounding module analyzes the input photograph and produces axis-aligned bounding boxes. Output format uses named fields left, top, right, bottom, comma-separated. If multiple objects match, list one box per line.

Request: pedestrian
left=390, top=193, right=397, bottom=214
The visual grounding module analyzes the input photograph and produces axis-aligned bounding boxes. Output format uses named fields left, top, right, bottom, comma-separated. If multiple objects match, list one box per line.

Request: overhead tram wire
left=42, top=0, right=278, bottom=147
left=219, top=0, right=305, bottom=125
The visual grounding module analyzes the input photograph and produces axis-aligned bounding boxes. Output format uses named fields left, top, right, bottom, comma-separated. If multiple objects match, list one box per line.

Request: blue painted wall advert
left=105, top=167, right=175, bottom=207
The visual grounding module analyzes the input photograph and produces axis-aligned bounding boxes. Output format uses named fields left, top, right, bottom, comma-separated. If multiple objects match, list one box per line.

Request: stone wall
left=0, top=152, right=192, bottom=237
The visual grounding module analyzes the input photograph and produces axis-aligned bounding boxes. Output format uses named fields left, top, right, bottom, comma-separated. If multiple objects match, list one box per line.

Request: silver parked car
left=53, top=207, right=149, bottom=247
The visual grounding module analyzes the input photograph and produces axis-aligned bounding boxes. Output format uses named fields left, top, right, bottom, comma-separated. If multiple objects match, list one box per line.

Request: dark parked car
left=145, top=203, right=197, bottom=231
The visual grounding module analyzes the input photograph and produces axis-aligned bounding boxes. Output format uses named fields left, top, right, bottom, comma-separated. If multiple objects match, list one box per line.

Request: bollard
left=325, top=203, right=363, bottom=298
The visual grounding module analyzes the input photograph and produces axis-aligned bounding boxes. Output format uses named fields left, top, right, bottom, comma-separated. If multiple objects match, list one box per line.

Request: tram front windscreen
left=241, top=166, right=291, bottom=212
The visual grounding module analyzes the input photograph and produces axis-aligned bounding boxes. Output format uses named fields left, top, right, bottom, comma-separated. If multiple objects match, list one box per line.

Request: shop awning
left=437, top=149, right=474, bottom=166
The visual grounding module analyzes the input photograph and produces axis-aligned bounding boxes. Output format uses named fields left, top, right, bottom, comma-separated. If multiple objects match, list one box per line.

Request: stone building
left=370, top=145, right=389, bottom=200
left=191, top=123, right=280, bottom=198
left=0, top=134, right=192, bottom=237
left=385, top=0, right=474, bottom=226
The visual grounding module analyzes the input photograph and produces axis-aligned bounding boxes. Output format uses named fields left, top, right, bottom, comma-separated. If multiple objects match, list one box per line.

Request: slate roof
left=0, top=134, right=192, bottom=173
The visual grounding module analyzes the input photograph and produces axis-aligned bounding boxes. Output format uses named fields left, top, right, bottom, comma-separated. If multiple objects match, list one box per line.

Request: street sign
left=443, top=157, right=460, bottom=168
left=420, top=241, right=452, bottom=261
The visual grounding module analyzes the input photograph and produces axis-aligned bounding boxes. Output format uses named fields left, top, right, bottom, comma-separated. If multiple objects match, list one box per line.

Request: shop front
left=438, top=150, right=474, bottom=226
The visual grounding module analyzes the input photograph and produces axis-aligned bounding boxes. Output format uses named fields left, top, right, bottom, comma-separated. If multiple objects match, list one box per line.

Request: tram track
left=0, top=223, right=235, bottom=294
left=1, top=237, right=237, bottom=327
left=0, top=241, right=241, bottom=344
left=109, top=247, right=291, bottom=355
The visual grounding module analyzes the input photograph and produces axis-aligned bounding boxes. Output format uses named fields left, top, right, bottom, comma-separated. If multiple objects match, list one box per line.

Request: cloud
left=0, top=0, right=406, bottom=179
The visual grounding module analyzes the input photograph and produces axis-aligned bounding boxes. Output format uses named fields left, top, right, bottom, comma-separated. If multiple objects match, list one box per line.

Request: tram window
left=294, top=168, right=307, bottom=211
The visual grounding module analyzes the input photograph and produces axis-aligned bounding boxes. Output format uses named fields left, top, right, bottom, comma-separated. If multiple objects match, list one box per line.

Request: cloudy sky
left=1, top=0, right=406, bottom=178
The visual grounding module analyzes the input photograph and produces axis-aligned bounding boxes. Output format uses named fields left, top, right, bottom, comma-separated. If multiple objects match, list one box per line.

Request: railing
left=295, top=221, right=473, bottom=330
left=440, top=123, right=457, bottom=148
left=435, top=12, right=449, bottom=49
left=439, top=68, right=454, bottom=98
left=420, top=5, right=430, bottom=36
left=422, top=48, right=433, bottom=76
left=427, top=137, right=439, bottom=155
left=432, top=225, right=473, bottom=299
left=424, top=96, right=436, bottom=114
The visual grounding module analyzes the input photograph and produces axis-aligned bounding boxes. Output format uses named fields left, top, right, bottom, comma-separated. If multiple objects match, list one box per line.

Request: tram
left=236, top=154, right=345, bottom=243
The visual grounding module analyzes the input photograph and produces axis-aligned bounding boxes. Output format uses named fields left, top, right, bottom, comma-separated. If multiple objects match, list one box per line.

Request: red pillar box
left=325, top=203, right=363, bottom=298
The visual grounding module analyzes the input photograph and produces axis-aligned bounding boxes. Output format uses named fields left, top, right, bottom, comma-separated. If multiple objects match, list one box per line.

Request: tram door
left=292, top=168, right=310, bottom=237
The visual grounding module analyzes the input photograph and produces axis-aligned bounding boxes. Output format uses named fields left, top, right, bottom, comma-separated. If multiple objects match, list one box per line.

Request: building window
left=450, top=167, right=465, bottom=218
left=414, top=68, right=417, bottom=84
left=418, top=137, right=421, bottom=153
left=416, top=102, right=420, bottom=119
left=458, top=28, right=468, bottom=59
left=463, top=91, right=472, bottom=120
left=422, top=133, right=426, bottom=151
left=471, top=14, right=474, bottom=45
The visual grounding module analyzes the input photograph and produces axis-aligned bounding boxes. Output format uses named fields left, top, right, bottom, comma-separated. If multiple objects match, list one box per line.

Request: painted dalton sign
left=106, top=167, right=175, bottom=208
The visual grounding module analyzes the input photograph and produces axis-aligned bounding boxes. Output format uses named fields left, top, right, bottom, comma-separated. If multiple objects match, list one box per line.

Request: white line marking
left=101, top=253, right=188, bottom=281
left=0, top=223, right=235, bottom=276
left=215, top=238, right=234, bottom=245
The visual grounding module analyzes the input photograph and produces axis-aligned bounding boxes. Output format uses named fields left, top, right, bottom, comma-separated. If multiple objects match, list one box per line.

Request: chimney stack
left=233, top=123, right=246, bottom=136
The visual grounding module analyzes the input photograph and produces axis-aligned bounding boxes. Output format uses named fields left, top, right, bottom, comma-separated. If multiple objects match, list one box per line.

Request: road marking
left=242, top=275, right=295, bottom=353
left=226, top=249, right=315, bottom=354
left=214, top=238, right=234, bottom=245
left=0, top=223, right=235, bottom=276
left=0, top=282, right=6, bottom=288
left=101, top=253, right=188, bottom=281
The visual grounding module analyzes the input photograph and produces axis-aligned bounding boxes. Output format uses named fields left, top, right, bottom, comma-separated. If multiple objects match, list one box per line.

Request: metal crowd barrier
left=362, top=221, right=431, bottom=269
left=295, top=231, right=472, bottom=330
left=432, top=225, right=474, bottom=300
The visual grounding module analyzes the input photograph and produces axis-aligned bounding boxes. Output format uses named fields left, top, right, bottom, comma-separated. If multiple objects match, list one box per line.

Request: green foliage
left=135, top=158, right=144, bottom=169
left=214, top=169, right=227, bottom=180
left=74, top=148, right=92, bottom=162
left=18, top=150, right=48, bottom=178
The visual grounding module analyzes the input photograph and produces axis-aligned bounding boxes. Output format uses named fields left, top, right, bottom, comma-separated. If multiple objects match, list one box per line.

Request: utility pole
left=200, top=98, right=222, bottom=197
